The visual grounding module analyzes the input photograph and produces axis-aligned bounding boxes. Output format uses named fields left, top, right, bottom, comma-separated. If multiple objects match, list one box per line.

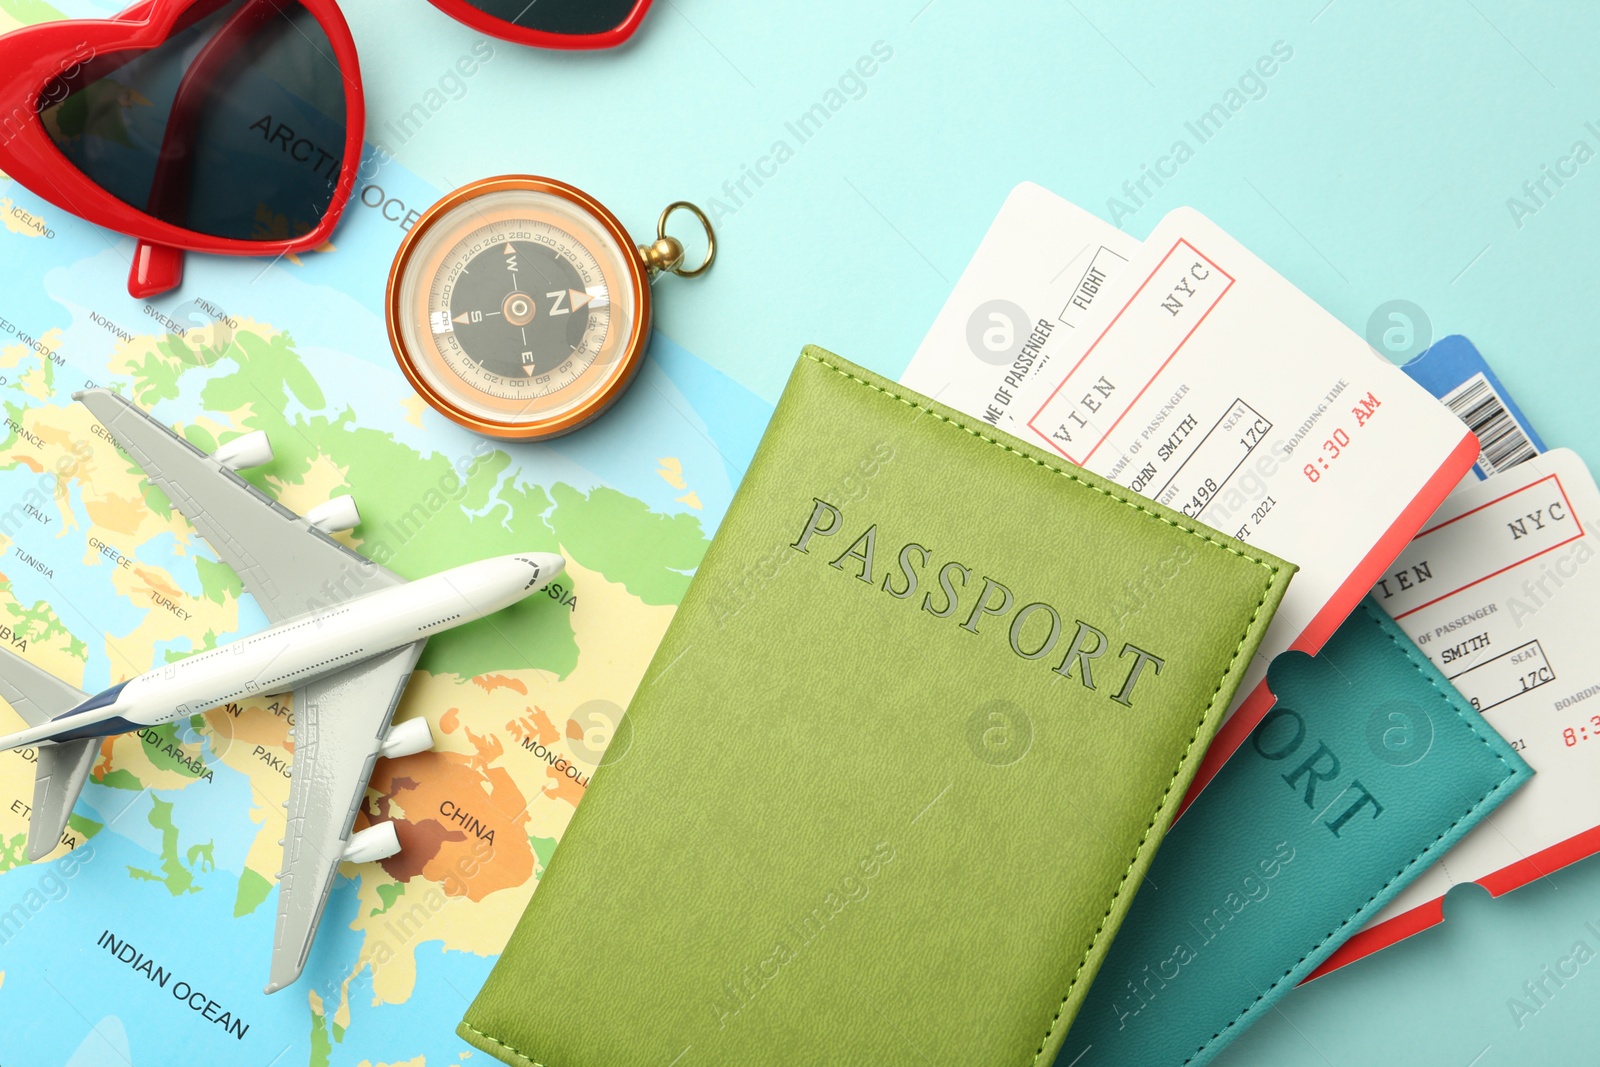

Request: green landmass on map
left=113, top=324, right=709, bottom=681
left=126, top=796, right=209, bottom=896
left=234, top=868, right=273, bottom=918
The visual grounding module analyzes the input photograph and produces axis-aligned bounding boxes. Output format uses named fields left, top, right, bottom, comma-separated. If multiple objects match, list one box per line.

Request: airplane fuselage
left=3, top=553, right=559, bottom=749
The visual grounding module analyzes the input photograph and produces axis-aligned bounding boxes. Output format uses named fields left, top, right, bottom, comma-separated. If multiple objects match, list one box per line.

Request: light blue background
left=340, top=0, right=1600, bottom=1062
left=260, top=0, right=1600, bottom=1061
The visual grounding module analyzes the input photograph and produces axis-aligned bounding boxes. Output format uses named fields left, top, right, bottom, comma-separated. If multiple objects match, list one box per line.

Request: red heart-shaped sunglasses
left=0, top=0, right=653, bottom=298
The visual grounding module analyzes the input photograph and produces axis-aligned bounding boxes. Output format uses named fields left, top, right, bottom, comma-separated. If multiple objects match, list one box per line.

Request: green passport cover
left=458, top=348, right=1295, bottom=1067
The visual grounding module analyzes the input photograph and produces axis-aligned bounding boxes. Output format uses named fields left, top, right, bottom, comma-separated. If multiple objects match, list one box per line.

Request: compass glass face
left=394, top=186, right=641, bottom=430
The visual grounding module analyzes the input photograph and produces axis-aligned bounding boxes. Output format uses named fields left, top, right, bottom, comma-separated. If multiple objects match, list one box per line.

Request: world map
left=0, top=3, right=766, bottom=1061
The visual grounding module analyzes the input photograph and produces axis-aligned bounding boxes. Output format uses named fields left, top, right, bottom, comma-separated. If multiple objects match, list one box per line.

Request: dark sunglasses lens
left=457, top=0, right=641, bottom=36
left=37, top=0, right=347, bottom=242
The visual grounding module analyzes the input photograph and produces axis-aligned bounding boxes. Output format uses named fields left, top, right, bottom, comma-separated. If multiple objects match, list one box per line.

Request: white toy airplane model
left=0, top=389, right=564, bottom=994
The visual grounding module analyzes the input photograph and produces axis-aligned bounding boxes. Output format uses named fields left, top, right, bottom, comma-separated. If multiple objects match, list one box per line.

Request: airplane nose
left=517, top=552, right=566, bottom=589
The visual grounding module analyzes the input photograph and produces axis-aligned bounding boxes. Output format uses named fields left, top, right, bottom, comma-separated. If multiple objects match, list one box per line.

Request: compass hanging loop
left=644, top=201, right=716, bottom=278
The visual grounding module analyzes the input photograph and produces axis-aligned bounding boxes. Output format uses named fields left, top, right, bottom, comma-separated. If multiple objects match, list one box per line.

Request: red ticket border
left=1308, top=823, right=1600, bottom=983
left=1391, top=473, right=1583, bottom=619
left=1025, top=238, right=1235, bottom=465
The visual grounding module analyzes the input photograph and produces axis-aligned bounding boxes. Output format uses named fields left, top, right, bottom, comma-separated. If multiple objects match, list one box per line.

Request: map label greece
left=89, top=537, right=133, bottom=569
left=96, top=929, right=250, bottom=1040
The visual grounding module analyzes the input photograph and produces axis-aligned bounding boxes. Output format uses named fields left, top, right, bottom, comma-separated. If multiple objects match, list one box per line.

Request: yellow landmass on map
left=0, top=338, right=32, bottom=372
left=656, top=457, right=686, bottom=489
left=0, top=198, right=49, bottom=240
left=657, top=457, right=702, bottom=509
left=0, top=329, right=63, bottom=404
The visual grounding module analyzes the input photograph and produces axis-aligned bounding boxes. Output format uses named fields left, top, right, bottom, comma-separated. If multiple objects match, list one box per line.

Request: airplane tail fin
left=28, top=740, right=97, bottom=860
left=0, top=647, right=96, bottom=860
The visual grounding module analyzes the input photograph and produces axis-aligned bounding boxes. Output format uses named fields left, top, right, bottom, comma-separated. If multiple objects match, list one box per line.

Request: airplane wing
left=0, top=649, right=99, bottom=860
left=74, top=388, right=402, bottom=624
left=0, top=647, right=88, bottom=728
left=265, top=640, right=424, bottom=994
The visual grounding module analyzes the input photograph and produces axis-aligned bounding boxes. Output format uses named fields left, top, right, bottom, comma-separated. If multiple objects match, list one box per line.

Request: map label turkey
left=96, top=929, right=250, bottom=1040
left=149, top=591, right=193, bottom=621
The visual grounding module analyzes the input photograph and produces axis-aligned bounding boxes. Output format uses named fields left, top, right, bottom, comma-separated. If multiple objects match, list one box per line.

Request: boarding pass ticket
left=1339, top=448, right=1600, bottom=951
left=905, top=189, right=1478, bottom=800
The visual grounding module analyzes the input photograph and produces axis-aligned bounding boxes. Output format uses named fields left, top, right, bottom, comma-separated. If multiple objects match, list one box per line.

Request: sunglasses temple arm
left=129, top=241, right=185, bottom=298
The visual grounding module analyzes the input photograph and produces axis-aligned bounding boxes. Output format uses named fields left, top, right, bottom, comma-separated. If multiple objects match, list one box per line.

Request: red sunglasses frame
left=0, top=0, right=365, bottom=298
left=423, top=0, right=654, bottom=50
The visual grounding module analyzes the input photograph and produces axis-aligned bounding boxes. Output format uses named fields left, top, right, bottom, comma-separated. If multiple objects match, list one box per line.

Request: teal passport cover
left=1061, top=599, right=1532, bottom=1067
left=459, top=348, right=1294, bottom=1066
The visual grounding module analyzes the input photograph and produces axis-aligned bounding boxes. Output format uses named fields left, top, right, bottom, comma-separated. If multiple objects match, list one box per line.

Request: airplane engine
left=379, top=717, right=433, bottom=760
left=306, top=494, right=361, bottom=534
left=342, top=822, right=401, bottom=864
left=213, top=430, right=273, bottom=470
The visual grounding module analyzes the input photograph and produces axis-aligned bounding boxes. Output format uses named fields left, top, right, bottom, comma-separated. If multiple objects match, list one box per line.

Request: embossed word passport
left=459, top=349, right=1294, bottom=1067
left=1061, top=600, right=1530, bottom=1067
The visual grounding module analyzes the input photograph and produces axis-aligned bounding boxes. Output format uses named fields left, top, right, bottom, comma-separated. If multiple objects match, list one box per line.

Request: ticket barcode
left=1443, top=372, right=1538, bottom=475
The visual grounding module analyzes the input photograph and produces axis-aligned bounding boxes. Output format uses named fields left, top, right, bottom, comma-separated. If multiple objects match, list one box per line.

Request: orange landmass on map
left=472, top=673, right=527, bottom=696
left=365, top=750, right=533, bottom=901
left=503, top=706, right=559, bottom=748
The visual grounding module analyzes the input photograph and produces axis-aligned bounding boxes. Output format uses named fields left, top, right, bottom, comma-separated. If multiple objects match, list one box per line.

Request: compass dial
left=389, top=179, right=648, bottom=439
